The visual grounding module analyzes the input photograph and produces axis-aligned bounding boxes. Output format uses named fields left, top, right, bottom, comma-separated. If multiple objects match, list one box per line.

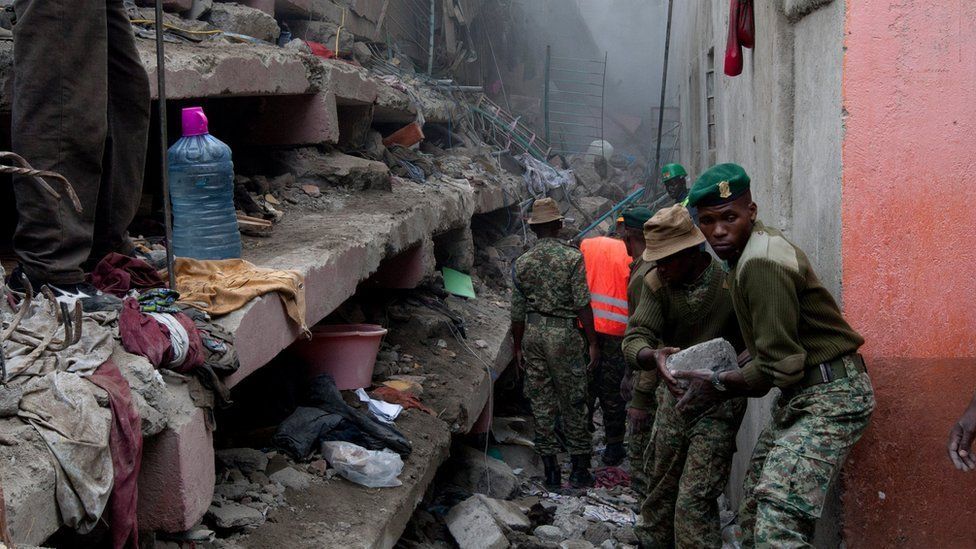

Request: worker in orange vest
left=579, top=230, right=632, bottom=465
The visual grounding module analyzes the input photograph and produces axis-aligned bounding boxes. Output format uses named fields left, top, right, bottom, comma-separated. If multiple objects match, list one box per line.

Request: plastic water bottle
left=168, top=106, right=241, bottom=260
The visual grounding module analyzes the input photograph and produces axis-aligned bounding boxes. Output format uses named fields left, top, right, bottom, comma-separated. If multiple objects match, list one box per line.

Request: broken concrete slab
left=535, top=525, right=565, bottom=544
left=207, top=502, right=266, bottom=529
left=287, top=19, right=354, bottom=53
left=0, top=386, right=22, bottom=418
left=447, top=496, right=511, bottom=549
left=477, top=494, right=532, bottom=532
left=449, top=445, right=519, bottom=500
left=275, top=0, right=345, bottom=20
left=666, top=337, right=738, bottom=387
left=269, top=467, right=313, bottom=491
left=561, top=540, right=596, bottom=549
left=274, top=148, right=391, bottom=191
left=207, top=2, right=281, bottom=43
left=216, top=448, right=269, bottom=474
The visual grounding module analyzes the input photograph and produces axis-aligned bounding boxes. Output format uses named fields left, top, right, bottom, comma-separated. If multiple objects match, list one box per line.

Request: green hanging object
left=442, top=268, right=476, bottom=299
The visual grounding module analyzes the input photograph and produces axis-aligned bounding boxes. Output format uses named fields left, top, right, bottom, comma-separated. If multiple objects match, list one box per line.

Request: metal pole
left=600, top=50, right=607, bottom=162
left=645, top=0, right=674, bottom=200
left=427, top=0, right=435, bottom=75
left=544, top=45, right=551, bottom=144
left=155, top=0, right=176, bottom=290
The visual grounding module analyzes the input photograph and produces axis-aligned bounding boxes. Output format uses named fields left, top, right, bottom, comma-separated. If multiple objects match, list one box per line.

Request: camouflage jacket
left=511, top=238, right=590, bottom=322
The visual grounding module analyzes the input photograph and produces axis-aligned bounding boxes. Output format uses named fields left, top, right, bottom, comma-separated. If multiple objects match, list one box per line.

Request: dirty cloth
left=174, top=257, right=309, bottom=335
left=89, top=360, right=143, bottom=549
left=519, top=153, right=574, bottom=198
left=273, top=375, right=412, bottom=460
left=11, top=0, right=150, bottom=284
left=137, top=289, right=181, bottom=314
left=371, top=386, right=435, bottom=416
left=18, top=371, right=114, bottom=533
left=355, top=388, right=403, bottom=424
left=88, top=253, right=166, bottom=297
left=119, top=297, right=204, bottom=373
left=3, top=302, right=117, bottom=381
left=593, top=466, right=630, bottom=489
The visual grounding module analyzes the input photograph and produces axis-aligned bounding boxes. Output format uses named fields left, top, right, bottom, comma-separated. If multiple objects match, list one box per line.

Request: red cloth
left=89, top=360, right=143, bottom=549
left=89, top=253, right=166, bottom=297
left=724, top=0, right=744, bottom=76
left=593, top=466, right=630, bottom=489
left=305, top=40, right=335, bottom=60
left=119, top=297, right=205, bottom=373
left=737, top=0, right=755, bottom=48
left=370, top=386, right=435, bottom=415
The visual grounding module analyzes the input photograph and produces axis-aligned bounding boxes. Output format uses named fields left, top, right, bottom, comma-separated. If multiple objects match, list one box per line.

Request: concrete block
left=274, top=148, right=391, bottom=191
left=242, top=92, right=340, bottom=146
left=449, top=446, right=519, bottom=499
left=232, top=0, right=275, bottom=16
left=477, top=495, right=532, bottom=532
left=446, top=496, right=510, bottom=549
left=561, top=541, right=595, bottom=549
left=216, top=448, right=268, bottom=474
left=207, top=2, right=281, bottom=42
left=276, top=0, right=344, bottom=20
left=269, top=467, right=313, bottom=490
left=583, top=522, right=613, bottom=546
left=138, top=407, right=215, bottom=532
left=666, top=337, right=738, bottom=382
left=207, top=502, right=265, bottom=529
left=535, top=525, right=564, bottom=543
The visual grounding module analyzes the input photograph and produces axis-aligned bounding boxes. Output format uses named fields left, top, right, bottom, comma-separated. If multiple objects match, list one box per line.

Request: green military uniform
left=512, top=238, right=592, bottom=456
left=624, top=256, right=657, bottom=497
left=623, top=257, right=746, bottom=548
left=588, top=334, right=627, bottom=445
left=688, top=164, right=875, bottom=547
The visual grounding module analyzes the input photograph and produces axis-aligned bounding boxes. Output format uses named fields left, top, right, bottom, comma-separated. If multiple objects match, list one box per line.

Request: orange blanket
left=175, top=258, right=309, bottom=335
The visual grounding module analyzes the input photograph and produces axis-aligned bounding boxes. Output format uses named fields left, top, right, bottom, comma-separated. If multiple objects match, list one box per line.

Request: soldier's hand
left=948, top=399, right=976, bottom=471
left=587, top=343, right=601, bottom=372
left=514, top=348, right=525, bottom=371
left=627, top=407, right=651, bottom=434
left=620, top=372, right=635, bottom=402
left=654, top=347, right=683, bottom=396
left=672, top=369, right=720, bottom=412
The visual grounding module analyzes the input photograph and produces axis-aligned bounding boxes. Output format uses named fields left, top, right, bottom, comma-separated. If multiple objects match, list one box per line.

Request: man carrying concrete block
left=672, top=163, right=875, bottom=547
left=622, top=204, right=746, bottom=547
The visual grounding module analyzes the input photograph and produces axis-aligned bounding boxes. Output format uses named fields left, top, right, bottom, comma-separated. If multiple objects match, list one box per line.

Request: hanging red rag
left=724, top=0, right=743, bottom=76
left=738, top=0, right=755, bottom=49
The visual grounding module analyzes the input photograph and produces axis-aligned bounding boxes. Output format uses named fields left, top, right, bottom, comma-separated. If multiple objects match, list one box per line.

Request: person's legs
left=738, top=420, right=777, bottom=547
left=673, top=404, right=742, bottom=549
left=12, top=0, right=107, bottom=284
left=523, top=326, right=561, bottom=457
left=547, top=325, right=591, bottom=456
left=597, top=335, right=627, bottom=453
left=90, top=0, right=150, bottom=265
left=752, top=371, right=874, bottom=548
left=635, top=392, right=685, bottom=548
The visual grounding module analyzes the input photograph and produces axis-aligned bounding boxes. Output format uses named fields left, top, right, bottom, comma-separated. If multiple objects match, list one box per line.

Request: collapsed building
left=0, top=1, right=659, bottom=547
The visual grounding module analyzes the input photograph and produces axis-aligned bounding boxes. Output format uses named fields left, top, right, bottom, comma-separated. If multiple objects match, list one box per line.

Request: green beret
left=661, top=163, right=687, bottom=182
left=686, top=163, right=751, bottom=207
left=621, top=206, right=654, bottom=229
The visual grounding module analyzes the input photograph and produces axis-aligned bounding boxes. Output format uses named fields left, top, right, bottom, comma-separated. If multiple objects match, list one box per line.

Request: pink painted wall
left=842, top=0, right=976, bottom=546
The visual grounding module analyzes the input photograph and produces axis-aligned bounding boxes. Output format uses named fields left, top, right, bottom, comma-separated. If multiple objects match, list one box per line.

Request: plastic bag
left=321, top=441, right=404, bottom=488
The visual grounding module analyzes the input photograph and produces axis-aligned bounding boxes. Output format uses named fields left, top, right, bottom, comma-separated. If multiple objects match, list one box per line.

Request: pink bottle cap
left=181, top=106, right=209, bottom=137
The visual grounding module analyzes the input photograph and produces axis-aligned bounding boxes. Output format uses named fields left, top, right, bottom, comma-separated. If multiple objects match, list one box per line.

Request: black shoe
left=7, top=266, right=121, bottom=312
left=542, top=455, right=562, bottom=491
left=569, top=454, right=594, bottom=488
left=602, top=441, right=626, bottom=466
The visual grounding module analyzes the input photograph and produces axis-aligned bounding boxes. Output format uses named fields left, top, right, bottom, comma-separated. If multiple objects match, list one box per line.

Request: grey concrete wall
left=668, top=0, right=846, bottom=545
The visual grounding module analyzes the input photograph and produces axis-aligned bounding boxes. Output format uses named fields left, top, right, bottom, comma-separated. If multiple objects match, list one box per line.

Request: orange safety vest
left=580, top=236, right=632, bottom=337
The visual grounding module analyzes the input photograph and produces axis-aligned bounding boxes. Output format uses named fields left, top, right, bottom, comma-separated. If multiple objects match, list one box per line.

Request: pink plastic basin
left=294, top=324, right=388, bottom=390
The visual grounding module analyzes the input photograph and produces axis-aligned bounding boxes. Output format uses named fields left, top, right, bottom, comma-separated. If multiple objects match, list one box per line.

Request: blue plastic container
left=168, top=106, right=242, bottom=260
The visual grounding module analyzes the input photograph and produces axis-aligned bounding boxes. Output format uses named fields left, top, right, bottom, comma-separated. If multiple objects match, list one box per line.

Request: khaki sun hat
left=642, top=204, right=706, bottom=262
left=528, top=197, right=564, bottom=225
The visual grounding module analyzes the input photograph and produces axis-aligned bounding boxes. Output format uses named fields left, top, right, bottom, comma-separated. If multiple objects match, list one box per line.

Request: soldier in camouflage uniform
left=622, top=205, right=746, bottom=548
left=672, top=164, right=875, bottom=547
left=512, top=197, right=601, bottom=490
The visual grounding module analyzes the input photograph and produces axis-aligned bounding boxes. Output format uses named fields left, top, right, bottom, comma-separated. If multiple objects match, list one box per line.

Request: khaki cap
left=642, top=204, right=706, bottom=262
left=528, top=197, right=564, bottom=225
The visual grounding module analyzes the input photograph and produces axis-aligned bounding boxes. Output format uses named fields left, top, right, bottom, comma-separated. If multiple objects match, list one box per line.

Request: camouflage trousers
left=523, top=320, right=591, bottom=456
left=636, top=386, right=746, bottom=549
left=626, top=371, right=658, bottom=498
left=740, top=362, right=875, bottom=548
left=587, top=335, right=627, bottom=444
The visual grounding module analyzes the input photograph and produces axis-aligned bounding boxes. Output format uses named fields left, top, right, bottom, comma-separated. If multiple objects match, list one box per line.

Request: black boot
left=569, top=454, right=594, bottom=488
left=542, top=455, right=561, bottom=491
left=602, top=441, right=626, bottom=466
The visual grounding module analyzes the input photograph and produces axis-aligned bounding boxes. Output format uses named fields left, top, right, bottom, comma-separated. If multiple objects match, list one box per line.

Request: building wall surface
left=841, top=0, right=976, bottom=546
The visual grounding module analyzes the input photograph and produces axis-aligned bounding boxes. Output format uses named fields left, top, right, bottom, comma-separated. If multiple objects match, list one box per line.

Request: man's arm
left=571, top=256, right=600, bottom=370
left=948, top=391, right=976, bottom=471
left=673, top=258, right=805, bottom=409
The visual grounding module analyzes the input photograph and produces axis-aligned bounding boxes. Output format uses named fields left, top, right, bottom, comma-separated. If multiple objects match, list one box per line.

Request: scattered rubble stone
left=216, top=448, right=269, bottom=474
left=476, top=494, right=532, bottom=532
left=207, top=502, right=266, bottom=529
left=449, top=446, right=519, bottom=499
left=447, top=496, right=510, bottom=549
left=666, top=338, right=738, bottom=395
left=535, top=525, right=564, bottom=544
left=0, top=385, right=23, bottom=418
left=474, top=339, right=489, bottom=349
left=269, top=466, right=313, bottom=491
left=561, top=540, right=595, bottom=549
left=214, top=481, right=251, bottom=501
left=307, top=459, right=329, bottom=476
left=276, top=148, right=391, bottom=191
left=554, top=512, right=589, bottom=540
left=584, top=522, right=613, bottom=545
left=207, top=2, right=280, bottom=43
left=301, top=184, right=322, bottom=197
left=613, top=527, right=638, bottom=545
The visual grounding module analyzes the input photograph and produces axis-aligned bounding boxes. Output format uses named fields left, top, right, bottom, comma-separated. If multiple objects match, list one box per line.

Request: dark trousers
left=587, top=334, right=627, bottom=445
left=12, top=0, right=150, bottom=283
